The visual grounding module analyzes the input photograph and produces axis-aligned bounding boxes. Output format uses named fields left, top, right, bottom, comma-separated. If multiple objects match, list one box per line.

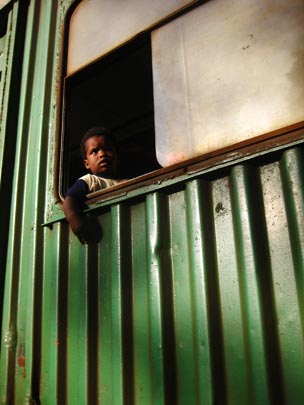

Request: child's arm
left=63, top=195, right=90, bottom=244
left=63, top=179, right=95, bottom=244
left=64, top=196, right=102, bottom=244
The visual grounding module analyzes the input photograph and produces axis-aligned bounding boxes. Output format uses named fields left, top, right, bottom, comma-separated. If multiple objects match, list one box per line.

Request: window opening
left=62, top=0, right=304, bottom=200
left=62, top=33, right=160, bottom=195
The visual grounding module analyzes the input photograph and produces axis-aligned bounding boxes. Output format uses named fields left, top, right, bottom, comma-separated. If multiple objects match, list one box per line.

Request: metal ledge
left=42, top=122, right=304, bottom=226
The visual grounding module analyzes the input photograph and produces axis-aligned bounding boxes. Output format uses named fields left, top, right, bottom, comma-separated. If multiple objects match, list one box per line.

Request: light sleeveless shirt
left=79, top=174, right=122, bottom=194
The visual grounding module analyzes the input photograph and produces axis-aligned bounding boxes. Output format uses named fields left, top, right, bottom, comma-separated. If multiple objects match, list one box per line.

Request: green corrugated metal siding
left=0, top=0, right=304, bottom=404
left=2, top=144, right=304, bottom=404
left=0, top=0, right=28, bottom=304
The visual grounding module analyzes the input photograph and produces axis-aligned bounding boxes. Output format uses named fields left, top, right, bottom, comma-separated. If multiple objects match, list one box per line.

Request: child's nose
left=98, top=148, right=106, bottom=156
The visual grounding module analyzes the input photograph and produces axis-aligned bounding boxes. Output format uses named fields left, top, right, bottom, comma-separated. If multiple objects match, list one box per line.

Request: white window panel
left=152, top=0, right=304, bottom=167
left=0, top=0, right=10, bottom=10
left=67, top=0, right=195, bottom=75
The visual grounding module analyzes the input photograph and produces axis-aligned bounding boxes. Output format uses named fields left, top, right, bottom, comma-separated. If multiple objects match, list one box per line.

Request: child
left=64, top=127, right=124, bottom=244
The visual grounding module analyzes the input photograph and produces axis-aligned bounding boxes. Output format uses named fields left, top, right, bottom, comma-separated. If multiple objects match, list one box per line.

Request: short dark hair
left=80, top=127, right=117, bottom=159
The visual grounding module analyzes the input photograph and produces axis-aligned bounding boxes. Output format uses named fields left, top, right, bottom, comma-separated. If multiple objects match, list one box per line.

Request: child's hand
left=68, top=213, right=89, bottom=244
left=69, top=214, right=102, bottom=244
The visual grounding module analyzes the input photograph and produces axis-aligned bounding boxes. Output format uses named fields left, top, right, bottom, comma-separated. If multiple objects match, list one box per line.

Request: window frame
left=58, top=0, right=202, bottom=203
left=46, top=0, right=304, bottom=224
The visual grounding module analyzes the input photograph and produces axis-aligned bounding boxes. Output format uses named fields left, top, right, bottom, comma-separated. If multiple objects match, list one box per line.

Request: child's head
left=80, top=127, right=118, bottom=177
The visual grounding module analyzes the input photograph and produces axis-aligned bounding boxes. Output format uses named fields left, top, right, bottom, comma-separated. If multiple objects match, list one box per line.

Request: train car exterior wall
left=0, top=1, right=304, bottom=404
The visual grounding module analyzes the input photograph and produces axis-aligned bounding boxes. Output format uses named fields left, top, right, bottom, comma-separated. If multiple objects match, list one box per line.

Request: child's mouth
left=99, top=160, right=109, bottom=167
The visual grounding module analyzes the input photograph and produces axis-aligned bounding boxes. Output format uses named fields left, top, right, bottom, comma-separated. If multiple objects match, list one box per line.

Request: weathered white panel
left=152, top=0, right=304, bottom=167
left=0, top=0, right=10, bottom=10
left=67, top=0, right=195, bottom=74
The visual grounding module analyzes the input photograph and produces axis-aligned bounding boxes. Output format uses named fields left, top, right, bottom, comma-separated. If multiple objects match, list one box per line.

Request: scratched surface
left=67, top=0, right=196, bottom=74
left=152, top=0, right=304, bottom=166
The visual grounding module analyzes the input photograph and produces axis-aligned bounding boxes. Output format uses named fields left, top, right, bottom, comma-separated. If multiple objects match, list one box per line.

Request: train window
left=62, top=0, right=304, bottom=196
left=62, top=34, right=161, bottom=192
left=152, top=0, right=304, bottom=166
left=61, top=0, right=196, bottom=195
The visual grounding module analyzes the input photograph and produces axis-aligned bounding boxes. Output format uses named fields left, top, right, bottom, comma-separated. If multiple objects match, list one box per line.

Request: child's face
left=84, top=135, right=118, bottom=176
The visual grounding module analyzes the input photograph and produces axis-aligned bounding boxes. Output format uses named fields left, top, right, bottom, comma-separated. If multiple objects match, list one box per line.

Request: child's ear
left=84, top=159, right=90, bottom=170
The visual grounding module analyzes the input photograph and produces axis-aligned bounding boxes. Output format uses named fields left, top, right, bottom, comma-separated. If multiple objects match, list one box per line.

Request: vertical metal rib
left=185, top=178, right=218, bottom=404
left=230, top=164, right=272, bottom=404
left=110, top=203, right=133, bottom=405
left=145, top=192, right=170, bottom=405
left=211, top=173, right=252, bottom=404
left=260, top=156, right=304, bottom=404
left=66, top=234, right=89, bottom=404
left=279, top=147, right=304, bottom=404
left=98, top=210, right=114, bottom=404
left=280, top=147, right=304, bottom=330
left=40, top=222, right=68, bottom=405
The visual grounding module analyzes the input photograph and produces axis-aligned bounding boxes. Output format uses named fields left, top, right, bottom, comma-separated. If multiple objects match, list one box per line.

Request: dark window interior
left=0, top=6, right=9, bottom=38
left=62, top=33, right=161, bottom=194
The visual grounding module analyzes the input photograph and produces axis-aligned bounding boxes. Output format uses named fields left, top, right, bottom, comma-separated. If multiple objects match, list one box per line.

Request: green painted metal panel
left=2, top=140, right=304, bottom=404
left=0, top=1, right=304, bottom=404
left=0, top=0, right=28, bottom=328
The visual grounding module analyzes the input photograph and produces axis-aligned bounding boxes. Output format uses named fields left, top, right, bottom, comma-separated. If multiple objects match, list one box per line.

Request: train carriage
left=0, top=0, right=304, bottom=403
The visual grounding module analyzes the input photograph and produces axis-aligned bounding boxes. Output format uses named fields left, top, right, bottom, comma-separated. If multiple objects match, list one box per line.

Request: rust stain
left=17, top=355, right=26, bottom=379
left=17, top=355, right=26, bottom=368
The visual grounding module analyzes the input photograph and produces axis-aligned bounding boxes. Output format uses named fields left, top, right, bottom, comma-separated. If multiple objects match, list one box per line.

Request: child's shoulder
left=79, top=173, right=122, bottom=193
